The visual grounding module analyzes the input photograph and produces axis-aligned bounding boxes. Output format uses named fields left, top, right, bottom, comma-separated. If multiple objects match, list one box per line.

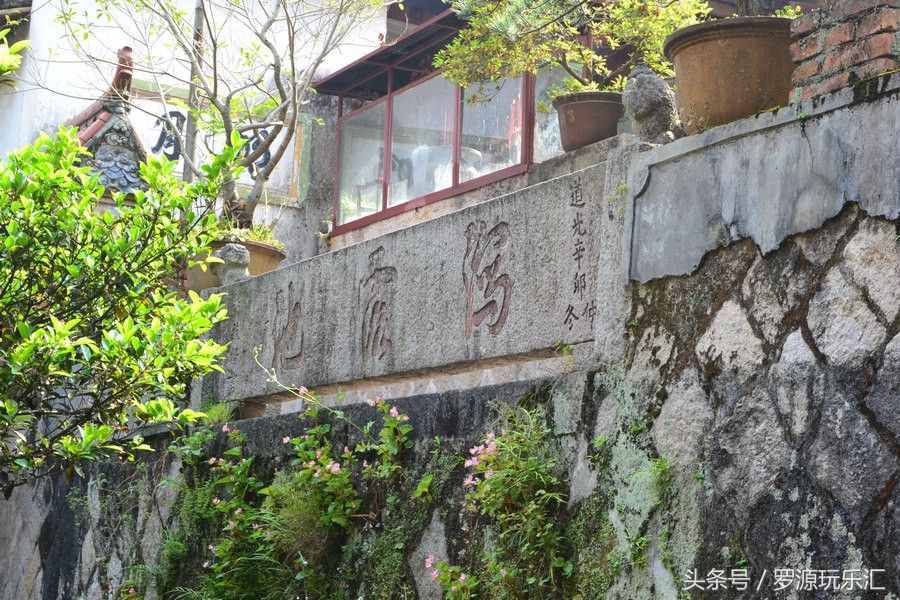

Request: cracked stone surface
left=695, top=300, right=765, bottom=376
left=807, top=268, right=886, bottom=368
left=841, top=218, right=900, bottom=322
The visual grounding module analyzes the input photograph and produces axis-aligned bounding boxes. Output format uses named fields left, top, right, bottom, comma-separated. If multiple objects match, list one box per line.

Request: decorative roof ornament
left=66, top=47, right=149, bottom=197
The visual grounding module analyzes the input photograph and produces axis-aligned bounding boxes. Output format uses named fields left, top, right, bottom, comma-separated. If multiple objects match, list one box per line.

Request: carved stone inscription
left=360, top=247, right=396, bottom=363
left=272, top=280, right=303, bottom=372
left=464, top=220, right=513, bottom=337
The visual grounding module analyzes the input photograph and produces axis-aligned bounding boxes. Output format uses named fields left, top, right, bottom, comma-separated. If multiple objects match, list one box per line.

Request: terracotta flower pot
left=552, top=91, right=624, bottom=152
left=183, top=239, right=286, bottom=291
left=664, top=17, right=793, bottom=134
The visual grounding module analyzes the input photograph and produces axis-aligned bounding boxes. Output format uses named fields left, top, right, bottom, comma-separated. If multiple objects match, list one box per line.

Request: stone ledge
left=625, top=72, right=900, bottom=283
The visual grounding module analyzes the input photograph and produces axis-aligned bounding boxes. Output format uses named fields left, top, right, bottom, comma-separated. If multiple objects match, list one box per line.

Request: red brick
left=792, top=12, right=823, bottom=37
left=822, top=43, right=869, bottom=72
left=832, top=0, right=895, bottom=21
left=792, top=58, right=822, bottom=82
left=858, top=7, right=900, bottom=36
left=819, top=71, right=853, bottom=94
left=854, top=56, right=900, bottom=78
left=863, top=30, right=900, bottom=57
left=824, top=22, right=855, bottom=47
left=791, top=36, right=823, bottom=62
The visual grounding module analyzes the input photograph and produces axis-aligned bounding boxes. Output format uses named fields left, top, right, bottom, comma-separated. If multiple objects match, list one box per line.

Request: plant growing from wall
left=430, top=405, right=572, bottom=599
left=0, top=129, right=237, bottom=495
left=435, top=0, right=710, bottom=97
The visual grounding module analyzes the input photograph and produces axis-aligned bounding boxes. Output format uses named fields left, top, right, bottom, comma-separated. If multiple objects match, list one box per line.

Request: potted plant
left=184, top=221, right=286, bottom=290
left=435, top=0, right=710, bottom=151
left=664, top=3, right=803, bottom=133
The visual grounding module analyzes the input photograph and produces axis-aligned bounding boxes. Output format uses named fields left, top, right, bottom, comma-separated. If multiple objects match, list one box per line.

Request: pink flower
left=328, top=462, right=341, bottom=474
left=221, top=423, right=231, bottom=433
left=234, top=508, right=243, bottom=515
left=282, top=436, right=291, bottom=444
left=459, top=573, right=467, bottom=583
left=399, top=414, right=410, bottom=422
left=463, top=475, right=476, bottom=488
left=298, top=386, right=308, bottom=395
left=425, top=554, right=434, bottom=569
left=207, top=457, right=216, bottom=465
left=362, top=460, right=369, bottom=468
left=366, top=398, right=378, bottom=407
left=212, top=497, right=221, bottom=505
left=430, top=569, right=439, bottom=581
left=343, top=446, right=350, bottom=454
left=306, top=461, right=315, bottom=468
left=389, top=406, right=400, bottom=418
left=464, top=457, right=479, bottom=468
left=208, top=544, right=215, bottom=551
left=224, top=520, right=236, bottom=531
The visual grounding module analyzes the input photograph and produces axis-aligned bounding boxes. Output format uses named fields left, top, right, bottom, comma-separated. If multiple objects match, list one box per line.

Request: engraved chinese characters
left=273, top=280, right=303, bottom=372
left=361, top=247, right=397, bottom=365
left=564, top=176, right=596, bottom=332
left=464, top=220, right=513, bottom=337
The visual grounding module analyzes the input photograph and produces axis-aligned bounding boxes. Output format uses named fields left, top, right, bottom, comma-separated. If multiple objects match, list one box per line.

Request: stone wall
left=791, top=0, right=900, bottom=102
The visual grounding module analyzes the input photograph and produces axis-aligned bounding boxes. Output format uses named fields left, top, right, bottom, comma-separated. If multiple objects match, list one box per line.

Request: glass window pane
left=460, top=77, right=523, bottom=183
left=388, top=76, right=457, bottom=206
left=533, top=68, right=567, bottom=163
left=338, top=103, right=386, bottom=224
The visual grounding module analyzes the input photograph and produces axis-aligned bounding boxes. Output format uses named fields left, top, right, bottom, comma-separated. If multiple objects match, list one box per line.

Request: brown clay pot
left=552, top=91, right=624, bottom=152
left=664, top=17, right=792, bottom=134
left=183, top=238, right=286, bottom=291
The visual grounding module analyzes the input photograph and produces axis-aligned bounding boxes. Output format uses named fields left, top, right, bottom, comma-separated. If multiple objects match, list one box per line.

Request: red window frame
left=332, top=70, right=536, bottom=236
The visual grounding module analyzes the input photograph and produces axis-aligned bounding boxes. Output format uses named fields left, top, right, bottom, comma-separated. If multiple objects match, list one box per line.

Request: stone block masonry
left=791, top=0, right=900, bottom=102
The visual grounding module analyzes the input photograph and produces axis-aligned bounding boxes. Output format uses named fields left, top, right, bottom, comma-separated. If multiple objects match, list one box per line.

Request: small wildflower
left=234, top=507, right=243, bottom=515
left=224, top=520, right=236, bottom=531
left=202, top=561, right=210, bottom=569
left=425, top=554, right=434, bottom=569
left=282, top=436, right=291, bottom=444
left=399, top=414, right=410, bottom=422
left=328, top=462, right=341, bottom=474
left=430, top=569, right=439, bottom=581
left=366, top=398, right=378, bottom=407
left=484, top=469, right=494, bottom=479
left=343, top=446, right=350, bottom=454
left=207, top=457, right=216, bottom=465
left=464, top=457, right=479, bottom=468
left=208, top=544, right=214, bottom=552
left=221, top=423, right=231, bottom=433
left=212, top=497, right=221, bottom=505
left=459, top=573, right=467, bottom=583
left=463, top=475, right=476, bottom=488
left=389, top=406, right=400, bottom=418
left=362, top=460, right=369, bottom=468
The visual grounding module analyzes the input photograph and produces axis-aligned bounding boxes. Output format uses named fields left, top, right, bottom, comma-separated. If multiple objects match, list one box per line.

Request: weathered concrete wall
left=627, top=72, right=900, bottom=283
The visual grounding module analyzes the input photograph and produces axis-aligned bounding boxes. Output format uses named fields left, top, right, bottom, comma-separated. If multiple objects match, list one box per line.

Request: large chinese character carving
left=272, top=280, right=303, bottom=372
left=151, top=110, right=186, bottom=161
left=464, top=220, right=513, bottom=337
left=360, top=247, right=396, bottom=364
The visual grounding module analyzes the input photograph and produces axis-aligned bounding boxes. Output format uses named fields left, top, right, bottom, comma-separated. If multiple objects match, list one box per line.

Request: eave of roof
left=313, top=8, right=462, bottom=99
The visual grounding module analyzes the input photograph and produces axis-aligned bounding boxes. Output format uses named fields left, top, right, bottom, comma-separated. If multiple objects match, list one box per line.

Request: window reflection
left=388, top=76, right=457, bottom=206
left=338, top=103, right=386, bottom=224
left=460, top=77, right=523, bottom=183
left=533, top=68, right=567, bottom=163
